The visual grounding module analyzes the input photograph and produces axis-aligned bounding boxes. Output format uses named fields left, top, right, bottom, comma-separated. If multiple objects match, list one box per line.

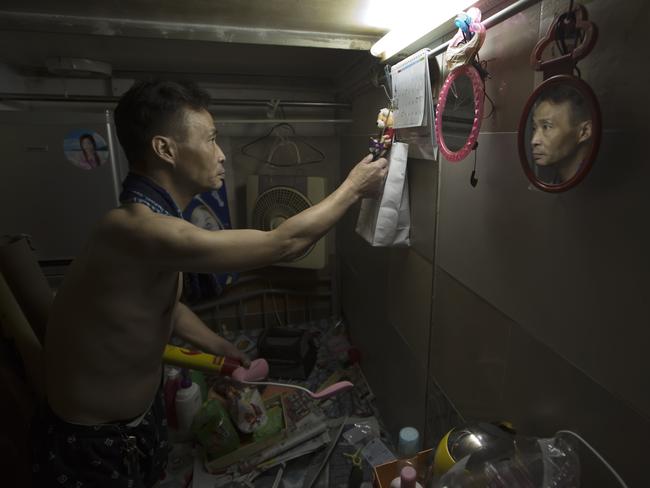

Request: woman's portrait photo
left=63, top=129, right=109, bottom=170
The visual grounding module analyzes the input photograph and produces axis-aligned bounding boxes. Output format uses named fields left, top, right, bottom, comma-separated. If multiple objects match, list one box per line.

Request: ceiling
left=0, top=0, right=387, bottom=39
left=0, top=0, right=389, bottom=89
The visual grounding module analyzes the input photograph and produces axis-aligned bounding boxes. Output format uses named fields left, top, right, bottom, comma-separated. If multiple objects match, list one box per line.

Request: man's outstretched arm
left=112, top=154, right=388, bottom=274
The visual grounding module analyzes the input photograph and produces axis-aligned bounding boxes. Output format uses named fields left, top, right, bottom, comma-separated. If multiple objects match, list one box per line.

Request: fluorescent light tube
left=370, top=0, right=476, bottom=60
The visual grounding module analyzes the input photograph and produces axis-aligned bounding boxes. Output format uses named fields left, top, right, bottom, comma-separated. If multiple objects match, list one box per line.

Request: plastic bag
left=343, top=418, right=379, bottom=447
left=433, top=436, right=579, bottom=488
left=356, top=142, right=411, bottom=247
left=192, top=399, right=240, bottom=461
left=226, top=384, right=268, bottom=434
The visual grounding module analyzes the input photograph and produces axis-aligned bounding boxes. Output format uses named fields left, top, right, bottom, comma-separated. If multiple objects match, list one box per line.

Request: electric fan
left=247, top=175, right=327, bottom=269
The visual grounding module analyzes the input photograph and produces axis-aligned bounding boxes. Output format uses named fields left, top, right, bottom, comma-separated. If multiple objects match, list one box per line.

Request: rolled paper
left=163, top=344, right=241, bottom=375
left=0, top=236, right=53, bottom=343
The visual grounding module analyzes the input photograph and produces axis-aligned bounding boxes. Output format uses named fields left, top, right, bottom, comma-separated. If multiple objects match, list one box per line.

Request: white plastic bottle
left=390, top=466, right=422, bottom=488
left=174, top=369, right=202, bottom=441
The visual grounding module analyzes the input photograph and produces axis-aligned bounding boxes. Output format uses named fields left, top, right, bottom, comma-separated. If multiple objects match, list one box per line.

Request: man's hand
left=209, top=335, right=251, bottom=368
left=345, top=154, right=389, bottom=199
left=172, top=302, right=250, bottom=367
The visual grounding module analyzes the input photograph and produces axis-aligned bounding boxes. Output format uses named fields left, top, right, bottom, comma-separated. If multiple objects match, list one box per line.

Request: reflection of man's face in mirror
left=530, top=86, right=592, bottom=183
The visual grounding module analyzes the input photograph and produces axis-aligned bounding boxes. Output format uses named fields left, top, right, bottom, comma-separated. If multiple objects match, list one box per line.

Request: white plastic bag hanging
left=355, top=142, right=410, bottom=247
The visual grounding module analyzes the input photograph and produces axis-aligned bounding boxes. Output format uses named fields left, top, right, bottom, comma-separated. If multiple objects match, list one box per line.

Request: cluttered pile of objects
left=159, top=317, right=585, bottom=488
left=159, top=318, right=401, bottom=487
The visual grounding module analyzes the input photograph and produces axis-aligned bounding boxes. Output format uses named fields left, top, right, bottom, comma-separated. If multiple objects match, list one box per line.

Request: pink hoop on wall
left=435, top=64, right=485, bottom=162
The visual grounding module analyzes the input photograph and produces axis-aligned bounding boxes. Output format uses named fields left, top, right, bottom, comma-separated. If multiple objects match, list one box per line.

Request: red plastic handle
left=530, top=4, right=598, bottom=78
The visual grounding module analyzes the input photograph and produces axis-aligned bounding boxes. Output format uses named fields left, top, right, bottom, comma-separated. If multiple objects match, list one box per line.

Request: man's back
left=44, top=204, right=181, bottom=424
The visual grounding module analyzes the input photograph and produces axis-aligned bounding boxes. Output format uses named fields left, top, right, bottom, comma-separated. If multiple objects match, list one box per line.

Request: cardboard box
left=373, top=449, right=432, bottom=488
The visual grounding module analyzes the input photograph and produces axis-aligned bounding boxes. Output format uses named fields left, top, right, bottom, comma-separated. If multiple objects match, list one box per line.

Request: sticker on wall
left=63, top=129, right=109, bottom=170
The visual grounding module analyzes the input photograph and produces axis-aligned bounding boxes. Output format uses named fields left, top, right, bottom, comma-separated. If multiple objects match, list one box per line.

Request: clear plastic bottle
left=174, top=369, right=203, bottom=441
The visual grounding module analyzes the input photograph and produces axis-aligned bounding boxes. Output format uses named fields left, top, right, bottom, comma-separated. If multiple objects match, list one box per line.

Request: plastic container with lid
left=398, top=427, right=421, bottom=458
left=396, top=426, right=424, bottom=480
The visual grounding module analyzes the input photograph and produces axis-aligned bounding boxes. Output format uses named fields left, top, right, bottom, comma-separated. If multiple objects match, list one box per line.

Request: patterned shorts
left=30, top=387, right=170, bottom=488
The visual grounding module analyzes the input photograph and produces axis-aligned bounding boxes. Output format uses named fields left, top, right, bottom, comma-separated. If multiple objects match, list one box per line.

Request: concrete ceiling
left=0, top=0, right=392, bottom=89
left=0, top=0, right=387, bottom=40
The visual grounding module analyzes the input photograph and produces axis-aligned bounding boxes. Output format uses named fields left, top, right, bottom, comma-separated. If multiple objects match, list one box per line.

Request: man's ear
left=577, top=119, right=592, bottom=144
left=151, top=135, right=177, bottom=166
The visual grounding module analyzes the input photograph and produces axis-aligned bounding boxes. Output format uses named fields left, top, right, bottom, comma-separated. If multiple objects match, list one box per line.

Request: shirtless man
left=530, top=84, right=593, bottom=184
left=31, top=80, right=388, bottom=487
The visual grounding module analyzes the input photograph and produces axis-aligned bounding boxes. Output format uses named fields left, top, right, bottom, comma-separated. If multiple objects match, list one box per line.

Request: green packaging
left=252, top=405, right=283, bottom=442
left=191, top=399, right=240, bottom=461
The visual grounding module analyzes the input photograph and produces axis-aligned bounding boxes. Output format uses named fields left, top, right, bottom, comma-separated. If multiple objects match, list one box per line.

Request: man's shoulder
left=95, top=206, right=143, bottom=233
left=91, top=206, right=147, bottom=242
left=97, top=204, right=178, bottom=230
left=93, top=204, right=191, bottom=249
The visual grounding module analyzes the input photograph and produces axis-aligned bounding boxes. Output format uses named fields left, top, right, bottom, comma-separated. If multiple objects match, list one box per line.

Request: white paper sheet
left=391, top=48, right=438, bottom=159
left=391, top=50, right=428, bottom=128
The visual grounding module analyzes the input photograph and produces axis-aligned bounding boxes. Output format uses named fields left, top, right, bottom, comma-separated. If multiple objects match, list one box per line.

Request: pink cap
left=400, top=466, right=417, bottom=487
left=232, top=359, right=269, bottom=382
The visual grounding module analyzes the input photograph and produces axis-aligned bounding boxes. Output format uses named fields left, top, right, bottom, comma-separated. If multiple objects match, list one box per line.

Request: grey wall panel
left=478, top=6, right=540, bottom=134
left=407, top=157, right=438, bottom=263
left=437, top=130, right=650, bottom=417
left=425, top=381, right=464, bottom=448
left=502, top=324, right=650, bottom=488
left=0, top=111, right=118, bottom=260
left=343, top=260, right=427, bottom=438
left=387, top=249, right=433, bottom=370
left=430, top=269, right=650, bottom=486
left=430, top=268, right=510, bottom=422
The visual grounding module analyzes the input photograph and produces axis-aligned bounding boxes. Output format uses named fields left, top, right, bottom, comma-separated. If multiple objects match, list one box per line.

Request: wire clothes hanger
left=240, top=123, right=326, bottom=167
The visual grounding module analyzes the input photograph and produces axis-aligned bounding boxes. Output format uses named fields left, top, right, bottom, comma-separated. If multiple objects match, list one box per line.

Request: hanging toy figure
left=369, top=107, right=395, bottom=160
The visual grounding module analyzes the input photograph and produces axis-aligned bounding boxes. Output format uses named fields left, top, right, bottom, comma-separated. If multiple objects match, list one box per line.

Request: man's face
left=175, top=108, right=226, bottom=192
left=530, top=100, right=589, bottom=167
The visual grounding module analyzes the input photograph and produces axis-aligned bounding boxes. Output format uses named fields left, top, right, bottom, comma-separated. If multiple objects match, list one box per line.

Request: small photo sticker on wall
left=63, top=129, right=109, bottom=170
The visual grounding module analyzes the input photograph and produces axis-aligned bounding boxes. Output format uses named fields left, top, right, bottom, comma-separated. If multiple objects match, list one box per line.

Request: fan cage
left=252, top=186, right=315, bottom=260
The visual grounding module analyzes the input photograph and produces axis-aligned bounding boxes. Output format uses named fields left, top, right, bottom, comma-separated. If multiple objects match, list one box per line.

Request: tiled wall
left=339, top=0, right=649, bottom=485
left=337, top=87, right=438, bottom=438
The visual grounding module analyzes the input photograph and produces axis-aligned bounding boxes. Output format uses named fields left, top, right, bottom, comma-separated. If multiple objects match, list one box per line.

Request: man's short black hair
left=536, top=84, right=590, bottom=124
left=114, top=80, right=211, bottom=166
